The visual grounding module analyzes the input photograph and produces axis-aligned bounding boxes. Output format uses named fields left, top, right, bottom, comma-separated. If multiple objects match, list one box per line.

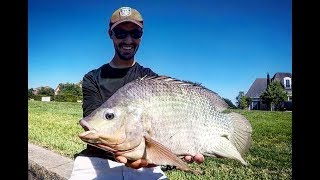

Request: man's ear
left=108, top=29, right=112, bottom=39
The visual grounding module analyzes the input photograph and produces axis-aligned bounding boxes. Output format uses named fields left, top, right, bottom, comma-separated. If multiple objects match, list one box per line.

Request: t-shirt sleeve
left=143, top=67, right=158, bottom=77
left=81, top=72, right=103, bottom=117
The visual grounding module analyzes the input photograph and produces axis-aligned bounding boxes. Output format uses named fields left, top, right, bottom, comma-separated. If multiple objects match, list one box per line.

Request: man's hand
left=183, top=154, right=205, bottom=164
left=115, top=155, right=157, bottom=169
left=114, top=153, right=205, bottom=169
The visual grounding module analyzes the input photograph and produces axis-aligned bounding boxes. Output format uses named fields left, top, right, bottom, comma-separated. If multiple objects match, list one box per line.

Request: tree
left=37, top=86, right=55, bottom=96
left=55, top=83, right=82, bottom=102
left=28, top=86, right=55, bottom=101
left=260, top=80, right=287, bottom=111
left=238, top=96, right=252, bottom=109
left=59, top=83, right=82, bottom=96
left=223, top=98, right=237, bottom=109
left=28, top=88, right=34, bottom=99
left=236, top=91, right=245, bottom=108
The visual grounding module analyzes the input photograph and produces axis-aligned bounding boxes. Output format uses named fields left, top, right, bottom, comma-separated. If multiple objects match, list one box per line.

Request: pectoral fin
left=144, top=136, right=203, bottom=174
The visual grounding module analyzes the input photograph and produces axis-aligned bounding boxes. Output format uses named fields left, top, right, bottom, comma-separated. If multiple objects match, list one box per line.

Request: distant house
left=246, top=72, right=292, bottom=111
left=245, top=78, right=268, bottom=110
left=32, top=88, right=39, bottom=95
left=54, top=84, right=61, bottom=95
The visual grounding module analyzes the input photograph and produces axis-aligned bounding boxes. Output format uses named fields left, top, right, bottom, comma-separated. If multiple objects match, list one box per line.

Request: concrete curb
left=28, top=143, right=74, bottom=180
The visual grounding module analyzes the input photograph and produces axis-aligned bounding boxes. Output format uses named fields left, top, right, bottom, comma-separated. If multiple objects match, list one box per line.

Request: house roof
left=272, top=72, right=292, bottom=80
left=272, top=72, right=292, bottom=87
left=245, top=78, right=267, bottom=98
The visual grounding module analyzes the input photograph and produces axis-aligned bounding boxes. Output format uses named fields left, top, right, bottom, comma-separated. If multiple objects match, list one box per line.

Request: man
left=69, top=6, right=204, bottom=180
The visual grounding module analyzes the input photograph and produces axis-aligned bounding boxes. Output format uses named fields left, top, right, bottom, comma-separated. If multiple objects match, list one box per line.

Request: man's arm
left=82, top=73, right=103, bottom=117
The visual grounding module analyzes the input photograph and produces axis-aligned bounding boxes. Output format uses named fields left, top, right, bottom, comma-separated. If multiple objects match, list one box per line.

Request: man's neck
left=109, top=58, right=136, bottom=69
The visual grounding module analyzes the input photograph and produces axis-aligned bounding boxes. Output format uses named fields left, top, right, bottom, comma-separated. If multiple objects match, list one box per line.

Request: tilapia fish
left=79, top=76, right=252, bottom=174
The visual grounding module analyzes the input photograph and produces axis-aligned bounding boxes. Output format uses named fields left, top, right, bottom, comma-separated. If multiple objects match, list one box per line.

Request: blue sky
left=28, top=0, right=292, bottom=104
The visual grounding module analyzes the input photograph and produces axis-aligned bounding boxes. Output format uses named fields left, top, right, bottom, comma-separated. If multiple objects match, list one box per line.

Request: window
left=283, top=77, right=291, bottom=89
left=285, top=80, right=290, bottom=88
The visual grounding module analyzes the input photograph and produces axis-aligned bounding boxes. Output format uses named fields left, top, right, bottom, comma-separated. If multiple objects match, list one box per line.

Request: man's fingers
left=115, top=156, right=151, bottom=169
left=184, top=155, right=193, bottom=163
left=126, top=159, right=148, bottom=169
left=115, top=156, right=127, bottom=164
left=193, top=154, right=205, bottom=164
left=183, top=154, right=205, bottom=164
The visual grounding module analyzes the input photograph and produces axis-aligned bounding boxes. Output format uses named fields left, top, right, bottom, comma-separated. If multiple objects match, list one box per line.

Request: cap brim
left=110, top=19, right=143, bottom=30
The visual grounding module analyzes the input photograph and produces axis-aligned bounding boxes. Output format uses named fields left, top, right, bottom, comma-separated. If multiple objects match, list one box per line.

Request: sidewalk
left=28, top=143, right=74, bottom=180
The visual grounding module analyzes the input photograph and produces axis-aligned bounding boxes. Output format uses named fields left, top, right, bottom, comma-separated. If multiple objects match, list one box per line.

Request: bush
left=54, top=94, right=78, bottom=102
left=31, top=95, right=54, bottom=101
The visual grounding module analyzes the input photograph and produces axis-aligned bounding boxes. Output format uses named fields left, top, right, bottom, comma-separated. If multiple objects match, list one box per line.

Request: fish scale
left=79, top=76, right=253, bottom=173
left=148, top=103, right=232, bottom=154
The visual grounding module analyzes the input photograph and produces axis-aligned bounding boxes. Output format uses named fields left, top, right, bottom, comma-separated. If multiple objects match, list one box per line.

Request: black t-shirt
left=78, top=62, right=158, bottom=159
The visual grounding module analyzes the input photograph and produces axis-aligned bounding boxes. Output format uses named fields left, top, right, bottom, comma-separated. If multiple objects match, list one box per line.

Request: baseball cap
left=109, top=7, right=143, bottom=30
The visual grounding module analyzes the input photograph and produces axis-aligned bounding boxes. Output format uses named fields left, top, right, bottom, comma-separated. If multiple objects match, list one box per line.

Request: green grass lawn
left=28, top=101, right=292, bottom=179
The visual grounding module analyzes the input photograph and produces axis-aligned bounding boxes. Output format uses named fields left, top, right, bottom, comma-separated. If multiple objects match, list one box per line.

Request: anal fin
left=206, top=137, right=249, bottom=166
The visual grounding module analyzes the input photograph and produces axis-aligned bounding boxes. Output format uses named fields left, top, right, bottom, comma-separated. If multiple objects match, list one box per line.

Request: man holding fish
left=69, top=6, right=205, bottom=180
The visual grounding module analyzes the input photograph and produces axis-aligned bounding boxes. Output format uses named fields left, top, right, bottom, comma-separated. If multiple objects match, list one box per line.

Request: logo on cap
left=119, top=7, right=131, bottom=17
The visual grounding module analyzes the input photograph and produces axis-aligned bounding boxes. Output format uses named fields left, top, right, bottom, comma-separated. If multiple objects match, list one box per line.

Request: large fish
left=79, top=76, right=252, bottom=174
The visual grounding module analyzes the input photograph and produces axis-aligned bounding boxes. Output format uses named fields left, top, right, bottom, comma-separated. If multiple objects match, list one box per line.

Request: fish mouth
left=79, top=130, right=137, bottom=154
left=79, top=119, right=127, bottom=147
left=79, top=119, right=94, bottom=131
left=78, top=119, right=140, bottom=154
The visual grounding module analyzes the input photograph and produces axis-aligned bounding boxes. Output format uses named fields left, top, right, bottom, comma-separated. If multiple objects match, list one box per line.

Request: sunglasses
left=112, top=29, right=143, bottom=39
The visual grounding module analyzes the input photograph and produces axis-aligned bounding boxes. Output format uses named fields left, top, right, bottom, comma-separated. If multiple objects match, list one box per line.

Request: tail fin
left=228, top=112, right=252, bottom=156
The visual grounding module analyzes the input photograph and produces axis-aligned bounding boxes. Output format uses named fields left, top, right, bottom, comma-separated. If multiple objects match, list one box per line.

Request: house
left=245, top=78, right=268, bottom=110
left=32, top=88, right=40, bottom=95
left=54, top=83, right=62, bottom=95
left=245, top=72, right=292, bottom=111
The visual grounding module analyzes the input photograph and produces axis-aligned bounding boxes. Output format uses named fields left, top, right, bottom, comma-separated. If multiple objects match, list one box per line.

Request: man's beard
left=115, top=44, right=139, bottom=61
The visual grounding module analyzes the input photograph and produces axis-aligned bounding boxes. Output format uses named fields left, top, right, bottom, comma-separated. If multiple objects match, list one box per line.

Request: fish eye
left=105, top=113, right=114, bottom=120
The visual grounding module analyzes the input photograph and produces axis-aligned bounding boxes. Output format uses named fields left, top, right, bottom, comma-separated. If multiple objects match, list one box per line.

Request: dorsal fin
left=138, top=75, right=229, bottom=111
